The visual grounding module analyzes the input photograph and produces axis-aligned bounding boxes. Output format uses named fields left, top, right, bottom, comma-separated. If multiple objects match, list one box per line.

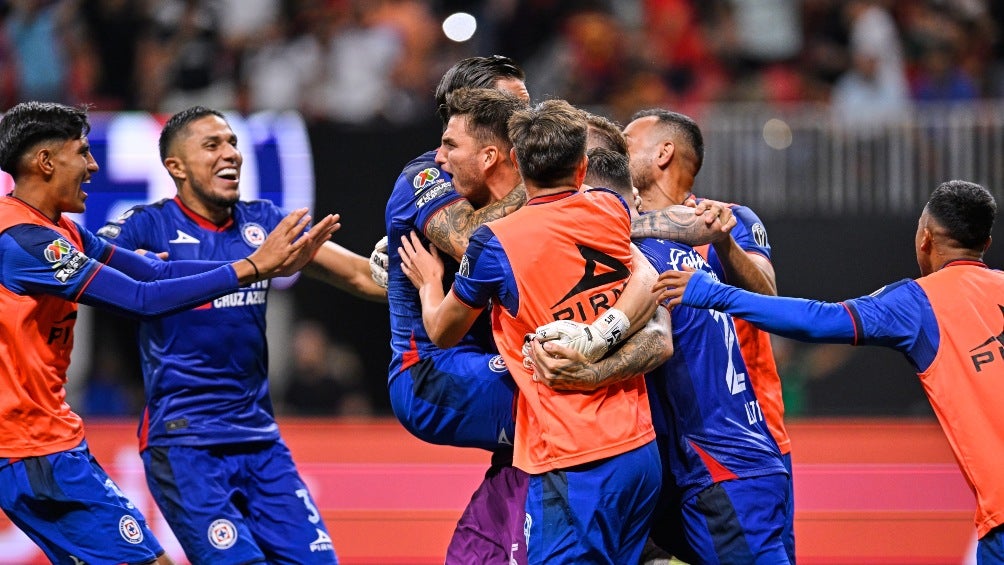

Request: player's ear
left=482, top=145, right=498, bottom=169
left=163, top=156, right=186, bottom=181
left=34, top=146, right=54, bottom=177
left=656, top=140, right=674, bottom=168
left=919, top=227, right=934, bottom=252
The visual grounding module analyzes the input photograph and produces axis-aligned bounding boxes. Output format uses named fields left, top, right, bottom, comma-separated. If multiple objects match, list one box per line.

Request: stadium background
left=2, top=0, right=1004, bottom=562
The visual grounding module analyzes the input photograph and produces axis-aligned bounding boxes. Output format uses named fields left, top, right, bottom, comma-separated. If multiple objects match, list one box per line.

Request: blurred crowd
left=1, top=0, right=1002, bottom=125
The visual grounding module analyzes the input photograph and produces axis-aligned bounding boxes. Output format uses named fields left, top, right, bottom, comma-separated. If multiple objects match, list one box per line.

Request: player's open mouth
left=216, top=168, right=239, bottom=182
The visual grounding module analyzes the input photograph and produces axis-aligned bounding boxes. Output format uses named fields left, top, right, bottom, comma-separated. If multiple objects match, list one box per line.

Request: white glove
left=534, top=308, right=630, bottom=362
left=369, top=235, right=388, bottom=289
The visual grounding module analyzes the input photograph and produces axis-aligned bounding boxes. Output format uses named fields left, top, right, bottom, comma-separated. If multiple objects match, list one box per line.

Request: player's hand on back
left=369, top=235, right=389, bottom=289
left=398, top=231, right=444, bottom=290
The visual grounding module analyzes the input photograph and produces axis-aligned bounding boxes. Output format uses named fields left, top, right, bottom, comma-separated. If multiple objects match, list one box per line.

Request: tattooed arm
left=425, top=183, right=527, bottom=261
left=630, top=204, right=734, bottom=246
left=527, top=306, right=672, bottom=392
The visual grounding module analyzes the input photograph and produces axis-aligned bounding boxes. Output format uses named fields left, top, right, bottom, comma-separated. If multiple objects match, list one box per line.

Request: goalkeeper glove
left=369, top=235, right=388, bottom=289
left=534, top=308, right=630, bottom=362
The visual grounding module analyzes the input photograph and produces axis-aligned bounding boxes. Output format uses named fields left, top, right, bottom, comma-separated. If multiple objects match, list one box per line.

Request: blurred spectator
left=5, top=0, right=77, bottom=103
left=282, top=321, right=373, bottom=417
left=77, top=0, right=147, bottom=110
left=145, top=0, right=236, bottom=113
left=240, top=4, right=322, bottom=112
left=831, top=0, right=910, bottom=126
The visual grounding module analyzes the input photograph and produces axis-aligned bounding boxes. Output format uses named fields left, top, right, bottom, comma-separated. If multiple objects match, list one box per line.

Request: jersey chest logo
left=169, top=230, right=200, bottom=244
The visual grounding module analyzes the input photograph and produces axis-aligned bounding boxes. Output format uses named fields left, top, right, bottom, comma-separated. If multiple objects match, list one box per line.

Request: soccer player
left=95, top=106, right=382, bottom=564
left=624, top=108, right=796, bottom=557
left=532, top=147, right=791, bottom=563
left=0, top=101, right=335, bottom=565
left=654, top=179, right=1004, bottom=563
left=399, top=99, right=661, bottom=564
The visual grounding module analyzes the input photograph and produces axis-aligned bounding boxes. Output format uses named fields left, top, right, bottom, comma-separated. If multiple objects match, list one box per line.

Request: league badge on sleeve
left=412, top=167, right=441, bottom=193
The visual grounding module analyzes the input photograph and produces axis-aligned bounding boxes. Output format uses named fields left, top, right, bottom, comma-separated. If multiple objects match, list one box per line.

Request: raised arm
left=304, top=240, right=388, bottom=302
left=631, top=203, right=735, bottom=246
left=424, top=183, right=527, bottom=260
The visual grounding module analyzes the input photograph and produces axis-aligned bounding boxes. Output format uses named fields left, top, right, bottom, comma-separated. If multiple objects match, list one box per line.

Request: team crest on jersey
left=488, top=354, right=507, bottom=373
left=208, top=519, right=238, bottom=549
left=751, top=222, right=768, bottom=248
left=118, top=515, right=144, bottom=544
left=241, top=223, right=267, bottom=247
left=412, top=167, right=440, bottom=192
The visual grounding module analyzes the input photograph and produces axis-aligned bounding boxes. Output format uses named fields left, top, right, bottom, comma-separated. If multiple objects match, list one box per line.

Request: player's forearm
left=305, top=246, right=388, bottom=303
left=712, top=238, right=777, bottom=295
left=426, top=184, right=526, bottom=261
left=418, top=285, right=458, bottom=348
left=80, top=263, right=239, bottom=318
left=104, top=246, right=232, bottom=282
left=685, top=272, right=854, bottom=342
left=619, top=245, right=660, bottom=331
left=594, top=307, right=673, bottom=382
left=631, top=205, right=719, bottom=246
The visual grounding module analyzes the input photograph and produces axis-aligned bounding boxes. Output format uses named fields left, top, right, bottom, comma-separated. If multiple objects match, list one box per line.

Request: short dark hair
left=926, top=180, right=996, bottom=250
left=0, top=102, right=91, bottom=179
left=585, top=147, right=633, bottom=199
left=435, top=55, right=525, bottom=123
left=159, top=106, right=226, bottom=162
left=585, top=112, right=627, bottom=156
left=631, top=108, right=704, bottom=174
left=508, top=99, right=587, bottom=188
left=444, top=88, right=526, bottom=152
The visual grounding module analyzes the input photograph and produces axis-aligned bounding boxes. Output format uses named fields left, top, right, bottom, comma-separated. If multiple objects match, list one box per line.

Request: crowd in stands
left=2, top=0, right=1002, bottom=125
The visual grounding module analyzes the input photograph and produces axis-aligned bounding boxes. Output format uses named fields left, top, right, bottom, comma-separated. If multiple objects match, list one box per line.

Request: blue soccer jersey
left=98, top=197, right=287, bottom=448
left=384, top=150, right=495, bottom=376
left=635, top=236, right=786, bottom=502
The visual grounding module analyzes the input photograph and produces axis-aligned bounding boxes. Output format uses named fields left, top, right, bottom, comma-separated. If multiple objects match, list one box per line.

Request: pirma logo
left=208, top=518, right=238, bottom=549
left=969, top=305, right=1004, bottom=372
left=118, top=515, right=144, bottom=544
left=310, top=528, right=334, bottom=552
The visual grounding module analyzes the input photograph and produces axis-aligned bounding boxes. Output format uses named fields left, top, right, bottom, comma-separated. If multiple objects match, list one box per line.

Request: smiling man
left=0, top=101, right=336, bottom=565
left=96, top=106, right=384, bottom=564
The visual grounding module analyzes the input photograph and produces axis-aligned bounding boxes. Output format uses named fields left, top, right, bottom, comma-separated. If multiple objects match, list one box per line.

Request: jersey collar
left=173, top=196, right=234, bottom=232
left=527, top=190, right=577, bottom=206
left=942, top=258, right=987, bottom=269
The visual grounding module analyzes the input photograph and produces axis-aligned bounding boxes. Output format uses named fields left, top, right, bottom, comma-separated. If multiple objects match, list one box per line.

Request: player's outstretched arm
left=654, top=269, right=855, bottom=342
left=398, top=231, right=481, bottom=347
left=528, top=306, right=673, bottom=392
left=304, top=240, right=388, bottom=302
left=425, top=183, right=527, bottom=260
left=630, top=203, right=735, bottom=246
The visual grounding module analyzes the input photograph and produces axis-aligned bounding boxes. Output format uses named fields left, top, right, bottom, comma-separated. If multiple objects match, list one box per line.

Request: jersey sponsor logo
left=551, top=245, right=630, bottom=308
left=665, top=247, right=717, bottom=280
left=488, top=354, right=507, bottom=373
left=118, top=515, right=144, bottom=544
left=208, top=518, right=238, bottom=549
left=169, top=229, right=200, bottom=244
left=309, top=528, right=334, bottom=553
left=212, top=283, right=269, bottom=308
left=415, top=180, right=452, bottom=209
left=498, top=427, right=512, bottom=446
left=53, top=250, right=88, bottom=283
left=969, top=306, right=1004, bottom=372
left=751, top=222, right=769, bottom=248
left=241, top=223, right=267, bottom=247
left=96, top=224, right=121, bottom=239
left=412, top=167, right=441, bottom=192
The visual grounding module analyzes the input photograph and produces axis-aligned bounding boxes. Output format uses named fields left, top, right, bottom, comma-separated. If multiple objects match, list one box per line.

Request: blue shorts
left=142, top=440, right=337, bottom=564
left=447, top=450, right=529, bottom=564
left=979, top=524, right=1004, bottom=564
left=678, top=473, right=793, bottom=565
left=389, top=347, right=517, bottom=451
left=524, top=441, right=661, bottom=565
left=782, top=452, right=796, bottom=562
left=0, top=440, right=164, bottom=565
